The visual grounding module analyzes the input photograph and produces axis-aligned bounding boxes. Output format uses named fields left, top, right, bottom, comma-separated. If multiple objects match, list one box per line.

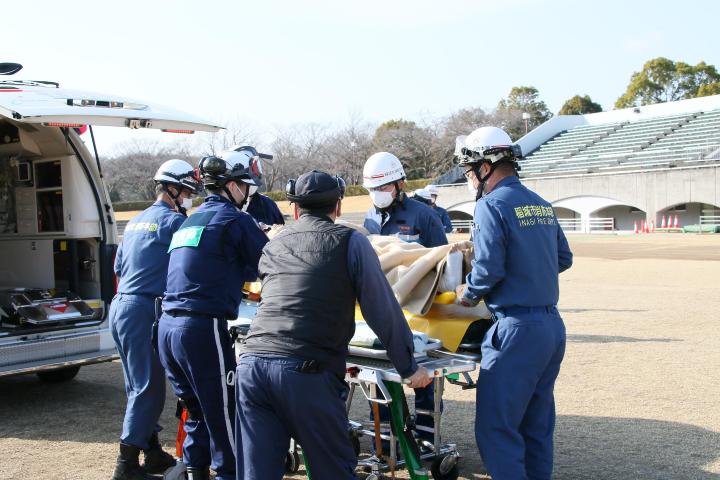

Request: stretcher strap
left=386, top=382, right=429, bottom=480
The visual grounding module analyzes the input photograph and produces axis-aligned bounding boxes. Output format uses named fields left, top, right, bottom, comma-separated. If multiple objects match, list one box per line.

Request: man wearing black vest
left=235, top=170, right=432, bottom=480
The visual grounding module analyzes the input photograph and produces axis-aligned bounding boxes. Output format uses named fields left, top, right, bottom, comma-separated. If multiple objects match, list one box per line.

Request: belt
left=493, top=305, right=556, bottom=319
left=165, top=309, right=223, bottom=320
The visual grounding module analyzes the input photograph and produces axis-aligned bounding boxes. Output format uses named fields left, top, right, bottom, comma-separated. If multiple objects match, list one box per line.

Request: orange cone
left=661, top=215, right=667, bottom=229
left=674, top=214, right=680, bottom=229
left=633, top=221, right=638, bottom=234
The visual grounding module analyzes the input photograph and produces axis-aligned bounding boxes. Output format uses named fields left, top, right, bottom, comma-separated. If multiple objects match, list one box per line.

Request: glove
left=454, top=284, right=476, bottom=307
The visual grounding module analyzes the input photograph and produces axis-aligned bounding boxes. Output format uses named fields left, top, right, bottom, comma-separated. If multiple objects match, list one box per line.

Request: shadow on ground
left=555, top=415, right=720, bottom=480
left=560, top=308, right=647, bottom=314
left=1, top=363, right=718, bottom=480
left=567, top=334, right=682, bottom=344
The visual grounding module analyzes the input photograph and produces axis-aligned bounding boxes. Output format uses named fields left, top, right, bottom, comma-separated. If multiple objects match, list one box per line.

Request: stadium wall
left=435, top=164, right=720, bottom=232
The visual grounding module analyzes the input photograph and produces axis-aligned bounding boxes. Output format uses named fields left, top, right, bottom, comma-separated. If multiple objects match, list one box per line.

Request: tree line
left=105, top=56, right=720, bottom=202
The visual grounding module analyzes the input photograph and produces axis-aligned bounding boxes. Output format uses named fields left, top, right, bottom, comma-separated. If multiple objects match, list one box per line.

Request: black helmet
left=286, top=170, right=344, bottom=208
left=198, top=150, right=257, bottom=189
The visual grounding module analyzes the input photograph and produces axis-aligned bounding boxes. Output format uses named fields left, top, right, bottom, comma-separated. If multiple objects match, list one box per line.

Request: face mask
left=248, top=185, right=258, bottom=197
left=467, top=177, right=477, bottom=193
left=370, top=190, right=394, bottom=209
left=181, top=197, right=193, bottom=211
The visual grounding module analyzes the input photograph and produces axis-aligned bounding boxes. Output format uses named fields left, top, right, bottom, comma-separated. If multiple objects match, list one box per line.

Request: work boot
left=111, top=443, right=153, bottom=480
left=185, top=466, right=211, bottom=480
left=142, top=432, right=176, bottom=474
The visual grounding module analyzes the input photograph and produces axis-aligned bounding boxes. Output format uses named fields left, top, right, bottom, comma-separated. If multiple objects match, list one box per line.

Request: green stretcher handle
left=387, top=381, right=430, bottom=480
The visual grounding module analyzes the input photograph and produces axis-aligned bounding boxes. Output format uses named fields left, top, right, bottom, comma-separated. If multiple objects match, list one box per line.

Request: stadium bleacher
left=519, top=108, right=720, bottom=177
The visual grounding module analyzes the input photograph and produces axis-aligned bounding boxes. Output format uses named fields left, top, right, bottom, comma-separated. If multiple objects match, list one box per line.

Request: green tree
left=698, top=82, right=720, bottom=97
left=109, top=189, right=121, bottom=202
left=559, top=95, right=603, bottom=115
left=495, top=86, right=552, bottom=140
left=615, top=57, right=720, bottom=108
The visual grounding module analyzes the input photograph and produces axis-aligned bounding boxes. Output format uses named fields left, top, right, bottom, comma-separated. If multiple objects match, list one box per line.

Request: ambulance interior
left=0, top=120, right=106, bottom=337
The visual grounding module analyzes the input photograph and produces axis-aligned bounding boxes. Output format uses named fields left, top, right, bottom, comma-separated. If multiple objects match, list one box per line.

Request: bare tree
left=103, top=138, right=204, bottom=201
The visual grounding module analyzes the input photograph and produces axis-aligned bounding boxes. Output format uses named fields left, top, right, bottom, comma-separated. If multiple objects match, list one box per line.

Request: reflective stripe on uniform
left=213, top=318, right=236, bottom=457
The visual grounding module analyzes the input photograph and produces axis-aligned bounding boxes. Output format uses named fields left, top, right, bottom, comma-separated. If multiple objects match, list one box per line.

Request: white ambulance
left=0, top=63, right=221, bottom=381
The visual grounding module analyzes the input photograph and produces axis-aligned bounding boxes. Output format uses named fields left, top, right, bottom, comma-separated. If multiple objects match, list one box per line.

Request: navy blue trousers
left=109, top=293, right=166, bottom=449
left=157, top=314, right=236, bottom=480
left=235, top=355, right=357, bottom=480
left=476, top=308, right=566, bottom=480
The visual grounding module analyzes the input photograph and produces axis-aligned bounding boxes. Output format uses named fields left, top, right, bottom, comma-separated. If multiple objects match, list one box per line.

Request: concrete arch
left=447, top=201, right=475, bottom=218
left=551, top=195, right=646, bottom=233
left=552, top=195, right=644, bottom=216
left=656, top=201, right=720, bottom=227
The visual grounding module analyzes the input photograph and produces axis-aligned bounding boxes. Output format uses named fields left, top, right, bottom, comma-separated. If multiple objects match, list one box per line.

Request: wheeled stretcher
left=344, top=347, right=476, bottom=480
left=230, top=297, right=484, bottom=480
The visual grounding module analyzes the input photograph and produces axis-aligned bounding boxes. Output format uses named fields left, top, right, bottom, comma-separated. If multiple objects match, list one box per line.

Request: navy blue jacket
left=462, top=176, right=573, bottom=311
left=246, top=193, right=285, bottom=226
left=163, top=195, right=268, bottom=318
left=434, top=205, right=453, bottom=233
left=363, top=194, right=448, bottom=248
left=115, top=200, right=184, bottom=296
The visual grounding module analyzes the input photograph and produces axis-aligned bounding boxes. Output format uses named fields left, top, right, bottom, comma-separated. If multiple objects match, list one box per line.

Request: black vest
left=241, top=214, right=356, bottom=376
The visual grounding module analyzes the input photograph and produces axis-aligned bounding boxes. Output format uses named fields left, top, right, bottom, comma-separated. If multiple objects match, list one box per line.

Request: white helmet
left=456, top=126, right=521, bottom=167
left=154, top=159, right=201, bottom=194
left=425, top=184, right=439, bottom=197
left=413, top=188, right=432, bottom=201
left=362, top=152, right=406, bottom=189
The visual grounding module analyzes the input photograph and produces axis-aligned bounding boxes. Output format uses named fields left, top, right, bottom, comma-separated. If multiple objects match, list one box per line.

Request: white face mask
left=248, top=185, right=258, bottom=197
left=232, top=182, right=246, bottom=201
left=181, top=197, right=193, bottom=211
left=467, top=177, right=477, bottom=193
left=370, top=190, right=394, bottom=209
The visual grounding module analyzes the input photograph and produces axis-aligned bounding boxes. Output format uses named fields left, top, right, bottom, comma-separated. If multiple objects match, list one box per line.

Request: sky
left=5, top=0, right=720, bottom=155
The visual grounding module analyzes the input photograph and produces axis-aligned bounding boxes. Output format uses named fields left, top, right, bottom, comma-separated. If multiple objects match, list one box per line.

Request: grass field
left=0, top=233, right=718, bottom=479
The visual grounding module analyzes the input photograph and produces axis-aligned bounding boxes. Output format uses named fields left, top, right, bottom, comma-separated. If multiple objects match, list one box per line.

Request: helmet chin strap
left=475, top=162, right=499, bottom=201
left=163, top=184, right=186, bottom=215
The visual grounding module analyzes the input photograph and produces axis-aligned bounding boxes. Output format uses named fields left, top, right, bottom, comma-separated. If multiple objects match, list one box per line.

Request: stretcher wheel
left=285, top=450, right=301, bottom=473
left=430, top=454, right=459, bottom=480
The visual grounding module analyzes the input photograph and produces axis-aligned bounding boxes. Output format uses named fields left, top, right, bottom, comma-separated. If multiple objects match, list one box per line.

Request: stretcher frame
left=342, top=352, right=477, bottom=480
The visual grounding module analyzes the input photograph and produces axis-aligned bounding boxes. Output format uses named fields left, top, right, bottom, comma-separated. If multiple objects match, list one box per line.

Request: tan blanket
left=333, top=219, right=490, bottom=318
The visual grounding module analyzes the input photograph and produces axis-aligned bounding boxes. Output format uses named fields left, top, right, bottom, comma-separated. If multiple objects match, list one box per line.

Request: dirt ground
left=1, top=233, right=719, bottom=479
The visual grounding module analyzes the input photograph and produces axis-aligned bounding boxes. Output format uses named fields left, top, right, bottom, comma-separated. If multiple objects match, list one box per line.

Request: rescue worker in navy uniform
left=110, top=159, right=200, bottom=480
left=230, top=145, right=285, bottom=228
left=363, top=152, right=447, bottom=247
left=235, top=170, right=432, bottom=480
left=412, top=187, right=453, bottom=234
left=454, top=127, right=573, bottom=480
left=157, top=149, right=269, bottom=480
left=361, top=152, right=447, bottom=448
left=426, top=184, right=454, bottom=234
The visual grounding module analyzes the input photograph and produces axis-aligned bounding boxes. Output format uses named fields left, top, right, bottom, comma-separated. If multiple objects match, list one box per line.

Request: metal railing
left=699, top=215, right=720, bottom=233
left=699, top=215, right=720, bottom=226
left=557, top=218, right=582, bottom=231
left=450, top=219, right=474, bottom=233
left=558, top=217, right=614, bottom=233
